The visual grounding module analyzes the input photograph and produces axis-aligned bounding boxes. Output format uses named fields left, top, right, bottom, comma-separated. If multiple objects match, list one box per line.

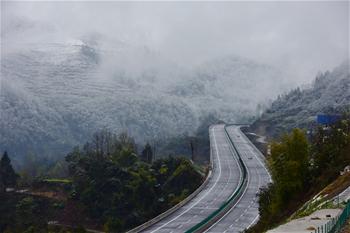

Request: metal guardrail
left=184, top=125, right=249, bottom=233
left=322, top=201, right=350, bottom=233
left=237, top=125, right=272, bottom=183
left=126, top=171, right=212, bottom=233
left=309, top=201, right=350, bottom=233
left=126, top=127, right=215, bottom=233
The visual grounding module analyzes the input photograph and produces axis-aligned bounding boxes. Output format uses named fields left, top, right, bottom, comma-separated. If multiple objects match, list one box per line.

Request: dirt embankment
left=241, top=126, right=268, bottom=156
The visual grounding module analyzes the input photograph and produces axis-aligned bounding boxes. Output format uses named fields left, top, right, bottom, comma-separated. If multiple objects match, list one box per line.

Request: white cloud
left=1, top=1, right=349, bottom=83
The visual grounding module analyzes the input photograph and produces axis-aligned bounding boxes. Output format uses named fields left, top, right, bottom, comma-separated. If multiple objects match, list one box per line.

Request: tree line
left=0, top=130, right=204, bottom=233
left=248, top=117, right=350, bottom=232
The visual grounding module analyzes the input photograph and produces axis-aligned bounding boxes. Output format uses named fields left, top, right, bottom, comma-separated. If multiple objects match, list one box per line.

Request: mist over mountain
left=251, top=61, right=350, bottom=139
left=0, top=38, right=292, bottom=161
left=1, top=1, right=348, bottom=161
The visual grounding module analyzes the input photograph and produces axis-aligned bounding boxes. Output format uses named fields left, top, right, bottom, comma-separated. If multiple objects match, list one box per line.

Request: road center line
left=149, top=126, right=223, bottom=232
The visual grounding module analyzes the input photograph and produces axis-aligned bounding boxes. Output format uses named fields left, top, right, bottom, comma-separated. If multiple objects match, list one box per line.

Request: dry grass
left=28, top=191, right=67, bottom=200
left=291, top=172, right=350, bottom=219
left=321, top=172, right=350, bottom=199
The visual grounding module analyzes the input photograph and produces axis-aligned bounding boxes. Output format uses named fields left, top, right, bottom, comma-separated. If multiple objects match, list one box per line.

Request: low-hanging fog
left=0, top=1, right=349, bottom=160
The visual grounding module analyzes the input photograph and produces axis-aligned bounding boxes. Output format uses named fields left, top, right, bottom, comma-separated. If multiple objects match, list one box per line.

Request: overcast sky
left=1, top=1, right=349, bottom=84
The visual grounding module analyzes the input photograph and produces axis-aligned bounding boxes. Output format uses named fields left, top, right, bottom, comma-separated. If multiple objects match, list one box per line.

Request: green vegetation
left=292, top=197, right=338, bottom=220
left=0, top=151, right=19, bottom=193
left=141, top=143, right=153, bottom=163
left=17, top=153, right=69, bottom=187
left=43, top=179, right=72, bottom=184
left=1, top=130, right=204, bottom=233
left=0, top=194, right=59, bottom=233
left=65, top=130, right=203, bottom=232
left=311, top=118, right=350, bottom=187
left=247, top=117, right=350, bottom=232
left=269, top=129, right=309, bottom=206
left=0, top=151, right=62, bottom=233
left=292, top=171, right=350, bottom=219
left=250, top=63, right=350, bottom=140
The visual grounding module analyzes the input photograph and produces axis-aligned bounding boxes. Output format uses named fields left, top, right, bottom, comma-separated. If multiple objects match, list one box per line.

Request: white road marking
left=205, top=126, right=269, bottom=233
left=149, top=126, right=223, bottom=233
left=203, top=126, right=248, bottom=233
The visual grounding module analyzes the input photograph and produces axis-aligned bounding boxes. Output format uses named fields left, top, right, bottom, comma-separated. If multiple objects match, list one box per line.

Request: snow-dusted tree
left=141, top=143, right=153, bottom=163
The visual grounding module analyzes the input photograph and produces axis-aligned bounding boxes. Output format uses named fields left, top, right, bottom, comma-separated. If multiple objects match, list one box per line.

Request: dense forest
left=246, top=62, right=350, bottom=231
left=0, top=130, right=207, bottom=233
left=1, top=38, right=288, bottom=162
left=247, top=116, right=350, bottom=232
left=251, top=61, right=350, bottom=139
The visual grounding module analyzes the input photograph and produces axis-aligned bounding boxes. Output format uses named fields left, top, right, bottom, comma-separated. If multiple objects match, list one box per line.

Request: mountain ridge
left=1, top=40, right=293, bottom=160
left=250, top=61, right=350, bottom=139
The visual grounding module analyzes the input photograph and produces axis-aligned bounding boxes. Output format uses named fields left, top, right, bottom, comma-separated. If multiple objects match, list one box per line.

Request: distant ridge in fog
left=0, top=39, right=292, bottom=160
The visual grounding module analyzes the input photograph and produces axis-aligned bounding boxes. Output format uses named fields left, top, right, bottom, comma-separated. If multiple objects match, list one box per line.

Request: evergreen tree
left=0, top=151, right=19, bottom=191
left=141, top=143, right=153, bottom=163
left=269, top=129, right=309, bottom=205
left=0, top=171, right=4, bottom=194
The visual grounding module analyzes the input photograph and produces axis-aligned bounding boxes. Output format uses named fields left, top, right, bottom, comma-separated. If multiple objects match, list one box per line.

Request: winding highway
left=138, top=124, right=270, bottom=233
left=203, top=125, right=271, bottom=233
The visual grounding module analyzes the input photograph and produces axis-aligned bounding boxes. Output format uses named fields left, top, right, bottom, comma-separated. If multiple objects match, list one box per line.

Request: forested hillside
left=246, top=61, right=350, bottom=232
left=0, top=131, right=205, bottom=233
left=248, top=118, right=350, bottom=232
left=251, top=61, right=350, bottom=139
left=0, top=37, right=292, bottom=161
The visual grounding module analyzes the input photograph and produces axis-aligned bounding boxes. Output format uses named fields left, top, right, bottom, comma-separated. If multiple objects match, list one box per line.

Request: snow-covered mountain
left=251, top=61, right=350, bottom=138
left=171, top=56, right=291, bottom=121
left=0, top=40, right=292, bottom=160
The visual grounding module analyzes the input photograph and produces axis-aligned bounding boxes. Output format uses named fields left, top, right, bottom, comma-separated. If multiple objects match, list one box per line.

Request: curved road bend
left=204, top=125, right=271, bottom=233
left=141, top=124, right=242, bottom=233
